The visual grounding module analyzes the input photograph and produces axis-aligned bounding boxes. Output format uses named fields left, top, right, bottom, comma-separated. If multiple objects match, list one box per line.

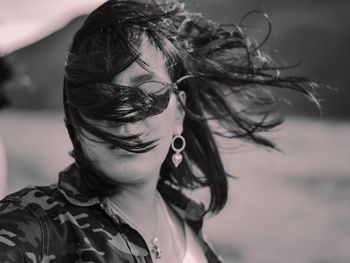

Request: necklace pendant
left=151, top=238, right=162, bottom=259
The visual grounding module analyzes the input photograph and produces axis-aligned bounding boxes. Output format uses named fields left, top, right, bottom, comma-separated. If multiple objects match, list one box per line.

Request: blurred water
left=0, top=111, right=349, bottom=262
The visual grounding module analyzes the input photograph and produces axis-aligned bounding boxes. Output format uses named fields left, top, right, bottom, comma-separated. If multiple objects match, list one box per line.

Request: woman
left=0, top=0, right=319, bottom=262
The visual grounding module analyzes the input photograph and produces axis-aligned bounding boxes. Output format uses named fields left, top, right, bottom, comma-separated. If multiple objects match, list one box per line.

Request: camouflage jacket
left=0, top=164, right=223, bottom=262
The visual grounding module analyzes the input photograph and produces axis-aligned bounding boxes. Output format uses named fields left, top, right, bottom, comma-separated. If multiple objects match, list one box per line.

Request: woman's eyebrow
left=129, top=72, right=155, bottom=84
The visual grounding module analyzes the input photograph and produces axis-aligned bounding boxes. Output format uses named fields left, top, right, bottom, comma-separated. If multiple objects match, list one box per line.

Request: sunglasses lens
left=138, top=82, right=175, bottom=114
left=138, top=81, right=167, bottom=93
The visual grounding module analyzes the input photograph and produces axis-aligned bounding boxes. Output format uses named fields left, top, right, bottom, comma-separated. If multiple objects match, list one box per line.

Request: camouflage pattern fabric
left=0, top=164, right=223, bottom=262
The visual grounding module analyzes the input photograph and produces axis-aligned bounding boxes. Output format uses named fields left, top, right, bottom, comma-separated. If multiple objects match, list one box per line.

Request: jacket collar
left=58, top=164, right=100, bottom=207
left=58, top=163, right=206, bottom=221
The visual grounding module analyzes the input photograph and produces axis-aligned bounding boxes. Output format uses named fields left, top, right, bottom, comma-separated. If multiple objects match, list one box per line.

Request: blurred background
left=0, top=0, right=349, bottom=262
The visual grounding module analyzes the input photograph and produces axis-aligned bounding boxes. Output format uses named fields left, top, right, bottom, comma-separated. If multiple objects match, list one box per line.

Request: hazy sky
left=0, top=0, right=106, bottom=54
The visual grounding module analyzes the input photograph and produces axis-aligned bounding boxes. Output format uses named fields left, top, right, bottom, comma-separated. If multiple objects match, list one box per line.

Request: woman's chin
left=98, top=151, right=163, bottom=184
left=105, top=164, right=160, bottom=185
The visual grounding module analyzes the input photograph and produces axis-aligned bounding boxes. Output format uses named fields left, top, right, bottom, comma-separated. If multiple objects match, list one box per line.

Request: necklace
left=106, top=194, right=183, bottom=262
left=158, top=193, right=183, bottom=263
left=106, top=196, right=162, bottom=259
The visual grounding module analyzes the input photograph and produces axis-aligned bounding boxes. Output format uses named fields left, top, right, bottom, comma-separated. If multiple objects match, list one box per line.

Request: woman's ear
left=174, top=91, right=186, bottom=134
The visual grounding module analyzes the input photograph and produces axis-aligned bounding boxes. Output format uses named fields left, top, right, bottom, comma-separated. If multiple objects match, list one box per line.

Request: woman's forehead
left=112, top=38, right=170, bottom=86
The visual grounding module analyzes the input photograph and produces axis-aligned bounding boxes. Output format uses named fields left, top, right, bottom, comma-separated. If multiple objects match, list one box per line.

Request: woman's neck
left=107, top=176, right=186, bottom=262
left=108, top=175, right=159, bottom=233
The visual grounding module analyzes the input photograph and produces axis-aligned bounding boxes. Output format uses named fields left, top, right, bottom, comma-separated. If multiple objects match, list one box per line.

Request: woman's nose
left=113, top=121, right=145, bottom=136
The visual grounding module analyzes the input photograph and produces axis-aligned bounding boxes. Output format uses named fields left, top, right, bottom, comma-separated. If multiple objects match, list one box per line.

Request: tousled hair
left=64, top=0, right=320, bottom=214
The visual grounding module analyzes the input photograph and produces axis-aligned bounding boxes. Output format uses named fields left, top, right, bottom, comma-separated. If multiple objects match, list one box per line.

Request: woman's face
left=80, top=38, right=185, bottom=185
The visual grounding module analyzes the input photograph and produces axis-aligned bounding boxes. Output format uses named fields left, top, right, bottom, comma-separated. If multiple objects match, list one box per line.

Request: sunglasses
left=66, top=75, right=192, bottom=123
left=123, top=80, right=178, bottom=114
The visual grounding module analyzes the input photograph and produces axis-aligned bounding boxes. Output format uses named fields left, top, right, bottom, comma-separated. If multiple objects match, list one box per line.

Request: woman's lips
left=109, top=133, right=158, bottom=155
left=110, top=144, right=157, bottom=156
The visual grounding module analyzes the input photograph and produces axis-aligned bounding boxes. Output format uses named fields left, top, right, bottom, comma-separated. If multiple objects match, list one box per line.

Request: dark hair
left=0, top=56, right=12, bottom=109
left=64, top=0, right=320, bottom=215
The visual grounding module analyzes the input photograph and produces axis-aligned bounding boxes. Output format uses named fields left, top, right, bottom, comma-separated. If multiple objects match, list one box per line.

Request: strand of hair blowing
left=64, top=0, right=321, bottom=214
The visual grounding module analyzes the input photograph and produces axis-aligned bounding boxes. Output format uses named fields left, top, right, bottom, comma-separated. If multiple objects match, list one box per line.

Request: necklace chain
left=158, top=193, right=183, bottom=263
left=106, top=193, right=183, bottom=262
left=106, top=197, right=157, bottom=237
left=106, top=196, right=162, bottom=259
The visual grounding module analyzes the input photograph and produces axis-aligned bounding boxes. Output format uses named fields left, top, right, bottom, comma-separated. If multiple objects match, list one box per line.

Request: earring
left=171, top=134, right=186, bottom=168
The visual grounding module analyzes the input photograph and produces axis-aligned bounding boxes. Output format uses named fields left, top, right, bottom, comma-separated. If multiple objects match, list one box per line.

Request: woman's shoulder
left=0, top=184, right=101, bottom=262
left=0, top=184, right=61, bottom=212
left=0, top=186, right=49, bottom=261
left=0, top=184, right=65, bottom=238
left=0, top=184, right=63, bottom=229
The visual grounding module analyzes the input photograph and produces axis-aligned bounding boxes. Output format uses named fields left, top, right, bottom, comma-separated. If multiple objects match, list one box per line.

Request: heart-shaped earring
left=171, top=134, right=186, bottom=168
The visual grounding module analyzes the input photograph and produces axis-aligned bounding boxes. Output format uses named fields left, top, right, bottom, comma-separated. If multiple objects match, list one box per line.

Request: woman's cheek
left=147, top=95, right=178, bottom=136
